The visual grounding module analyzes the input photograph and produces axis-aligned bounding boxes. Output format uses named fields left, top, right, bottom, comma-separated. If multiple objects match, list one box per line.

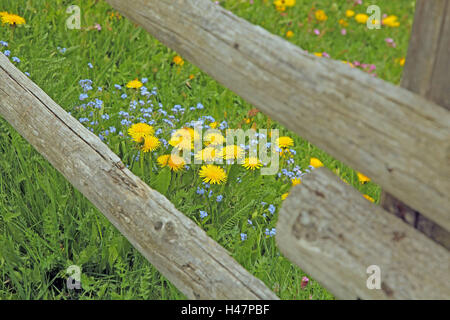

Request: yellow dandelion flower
left=315, top=10, right=328, bottom=22
left=310, top=157, right=324, bottom=168
left=209, top=121, right=218, bottom=129
left=126, top=78, right=143, bottom=89
left=189, top=74, right=195, bottom=80
left=167, top=154, right=186, bottom=172
left=243, top=157, right=262, bottom=170
left=286, top=30, right=294, bottom=38
left=346, top=10, right=355, bottom=18
left=281, top=192, right=289, bottom=200
left=314, top=52, right=323, bottom=57
left=204, top=132, right=225, bottom=146
left=339, top=19, right=348, bottom=27
left=177, top=127, right=200, bottom=143
left=292, top=178, right=302, bottom=186
left=274, top=0, right=295, bottom=12
left=363, top=194, right=375, bottom=203
left=223, top=145, right=245, bottom=161
left=173, top=55, right=184, bottom=66
left=157, top=154, right=170, bottom=168
left=276, top=136, right=294, bottom=149
left=195, top=147, right=224, bottom=163
left=189, top=127, right=201, bottom=141
left=357, top=172, right=371, bottom=183
left=1, top=13, right=26, bottom=25
left=128, top=123, right=154, bottom=142
left=382, top=15, right=400, bottom=27
left=141, top=135, right=160, bottom=152
left=355, top=13, right=369, bottom=24
left=169, top=128, right=193, bottom=150
left=0, top=12, right=8, bottom=17
left=199, top=164, right=227, bottom=185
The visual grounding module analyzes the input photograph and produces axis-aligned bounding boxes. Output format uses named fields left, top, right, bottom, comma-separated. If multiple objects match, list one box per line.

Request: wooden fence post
left=381, top=0, right=450, bottom=249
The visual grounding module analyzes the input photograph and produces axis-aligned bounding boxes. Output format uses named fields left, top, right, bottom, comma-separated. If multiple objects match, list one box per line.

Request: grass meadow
left=0, top=0, right=414, bottom=299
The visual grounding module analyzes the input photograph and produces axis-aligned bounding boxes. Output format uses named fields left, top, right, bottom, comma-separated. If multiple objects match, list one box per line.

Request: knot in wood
left=163, top=221, right=178, bottom=242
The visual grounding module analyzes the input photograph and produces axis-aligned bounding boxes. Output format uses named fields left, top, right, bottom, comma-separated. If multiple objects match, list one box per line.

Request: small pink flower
left=322, top=52, right=330, bottom=58
left=385, top=37, right=396, bottom=47
left=369, top=64, right=376, bottom=72
left=353, top=61, right=361, bottom=67
left=94, top=23, right=101, bottom=31
left=301, top=276, right=310, bottom=289
left=314, top=29, right=320, bottom=36
left=341, top=28, right=347, bottom=35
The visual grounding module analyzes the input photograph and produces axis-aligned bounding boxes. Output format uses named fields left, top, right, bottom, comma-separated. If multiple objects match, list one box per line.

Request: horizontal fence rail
left=276, top=168, right=450, bottom=300
left=105, top=0, right=450, bottom=231
left=0, top=53, right=278, bottom=300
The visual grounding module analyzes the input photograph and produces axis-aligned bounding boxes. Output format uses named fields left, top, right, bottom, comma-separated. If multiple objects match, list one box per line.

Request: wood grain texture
left=105, top=0, right=450, bottom=231
left=0, top=53, right=278, bottom=300
left=276, top=168, right=450, bottom=300
left=381, top=0, right=450, bottom=249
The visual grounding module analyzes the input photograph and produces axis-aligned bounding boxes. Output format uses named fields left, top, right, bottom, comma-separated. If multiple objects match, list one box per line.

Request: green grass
left=0, top=0, right=414, bottom=299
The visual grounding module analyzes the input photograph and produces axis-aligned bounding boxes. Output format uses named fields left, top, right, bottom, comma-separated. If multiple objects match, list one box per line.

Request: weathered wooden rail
left=1, top=0, right=449, bottom=299
left=277, top=168, right=450, bottom=299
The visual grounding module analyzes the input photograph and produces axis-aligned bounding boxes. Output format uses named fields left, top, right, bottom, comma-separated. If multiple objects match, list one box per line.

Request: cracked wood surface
left=0, top=53, right=278, bottom=300
left=277, top=168, right=450, bottom=300
left=106, top=0, right=450, bottom=231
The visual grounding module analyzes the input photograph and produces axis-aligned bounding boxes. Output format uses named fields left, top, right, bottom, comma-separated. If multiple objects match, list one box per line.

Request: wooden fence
left=0, top=0, right=449, bottom=299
